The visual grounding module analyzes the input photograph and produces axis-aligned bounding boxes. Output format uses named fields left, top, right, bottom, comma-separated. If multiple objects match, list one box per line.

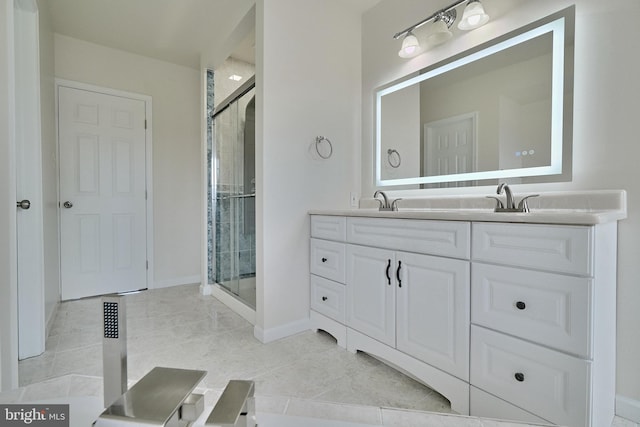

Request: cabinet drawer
left=472, top=222, right=593, bottom=275
left=310, top=275, right=345, bottom=323
left=472, top=263, right=592, bottom=357
left=310, top=238, right=346, bottom=283
left=311, top=215, right=346, bottom=241
left=471, top=325, right=589, bottom=427
left=347, top=217, right=470, bottom=259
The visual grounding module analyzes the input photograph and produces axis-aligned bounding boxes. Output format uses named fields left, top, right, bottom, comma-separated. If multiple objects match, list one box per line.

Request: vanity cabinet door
left=396, top=252, right=470, bottom=381
left=346, top=244, right=396, bottom=347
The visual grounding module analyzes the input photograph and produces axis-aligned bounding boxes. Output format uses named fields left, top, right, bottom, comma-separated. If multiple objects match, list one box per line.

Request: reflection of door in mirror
left=423, top=113, right=477, bottom=188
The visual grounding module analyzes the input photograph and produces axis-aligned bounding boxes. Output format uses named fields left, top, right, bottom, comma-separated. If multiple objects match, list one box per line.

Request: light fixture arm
left=392, top=0, right=470, bottom=39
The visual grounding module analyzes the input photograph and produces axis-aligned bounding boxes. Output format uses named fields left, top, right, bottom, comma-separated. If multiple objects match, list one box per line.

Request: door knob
left=63, top=201, right=73, bottom=208
left=16, top=199, right=31, bottom=210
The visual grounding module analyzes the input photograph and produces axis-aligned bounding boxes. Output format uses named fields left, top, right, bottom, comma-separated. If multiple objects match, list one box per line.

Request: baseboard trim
left=617, top=394, right=640, bottom=423
left=153, top=275, right=201, bottom=289
left=45, top=301, right=59, bottom=338
left=206, top=284, right=256, bottom=325
left=254, top=318, right=311, bottom=344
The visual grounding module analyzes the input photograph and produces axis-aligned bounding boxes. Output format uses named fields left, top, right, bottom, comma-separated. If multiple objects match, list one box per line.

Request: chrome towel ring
left=315, top=136, right=333, bottom=159
left=387, top=149, right=401, bottom=168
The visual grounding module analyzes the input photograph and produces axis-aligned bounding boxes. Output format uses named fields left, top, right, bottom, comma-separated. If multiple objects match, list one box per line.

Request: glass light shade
left=427, top=20, right=453, bottom=46
left=458, top=1, right=490, bottom=30
left=398, top=33, right=421, bottom=58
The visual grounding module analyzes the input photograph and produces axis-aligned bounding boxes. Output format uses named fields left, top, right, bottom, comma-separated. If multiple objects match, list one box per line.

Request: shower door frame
left=210, top=76, right=256, bottom=309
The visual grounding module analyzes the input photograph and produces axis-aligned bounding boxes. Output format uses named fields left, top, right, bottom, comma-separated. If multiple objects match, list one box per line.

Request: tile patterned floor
left=9, top=284, right=638, bottom=427
left=18, top=284, right=451, bottom=412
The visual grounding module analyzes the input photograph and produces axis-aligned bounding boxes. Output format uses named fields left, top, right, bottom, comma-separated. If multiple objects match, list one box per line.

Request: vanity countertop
left=310, top=190, right=627, bottom=225
left=309, top=208, right=625, bottom=225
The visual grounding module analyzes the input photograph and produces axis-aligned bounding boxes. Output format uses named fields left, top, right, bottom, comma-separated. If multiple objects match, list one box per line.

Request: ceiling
left=45, top=0, right=381, bottom=70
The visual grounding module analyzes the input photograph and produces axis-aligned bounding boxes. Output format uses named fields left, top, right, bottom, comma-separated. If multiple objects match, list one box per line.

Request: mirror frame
left=375, top=7, right=574, bottom=187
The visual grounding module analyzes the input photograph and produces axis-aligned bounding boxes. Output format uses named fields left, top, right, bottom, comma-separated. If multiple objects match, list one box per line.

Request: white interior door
left=58, top=86, right=148, bottom=300
left=15, top=0, right=45, bottom=360
left=424, top=113, right=476, bottom=181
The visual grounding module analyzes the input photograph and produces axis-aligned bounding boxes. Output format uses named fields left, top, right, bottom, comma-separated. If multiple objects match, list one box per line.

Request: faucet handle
left=391, top=198, right=402, bottom=211
left=486, top=195, right=504, bottom=210
left=517, top=194, right=540, bottom=213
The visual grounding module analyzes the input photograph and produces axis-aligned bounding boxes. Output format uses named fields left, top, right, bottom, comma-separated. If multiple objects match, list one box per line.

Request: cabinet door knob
left=321, top=257, right=327, bottom=263
left=396, top=261, right=402, bottom=288
left=322, top=296, right=328, bottom=301
left=17, top=199, right=31, bottom=209
left=514, top=372, right=525, bottom=382
left=516, top=301, right=526, bottom=310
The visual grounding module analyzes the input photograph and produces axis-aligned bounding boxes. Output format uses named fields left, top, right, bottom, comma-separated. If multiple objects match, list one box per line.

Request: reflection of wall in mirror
left=420, top=50, right=552, bottom=177
left=380, top=83, right=421, bottom=184
left=499, top=94, right=552, bottom=175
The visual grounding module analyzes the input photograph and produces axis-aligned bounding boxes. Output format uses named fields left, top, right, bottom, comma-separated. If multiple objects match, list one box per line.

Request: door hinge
left=146, top=261, right=149, bottom=270
left=144, top=119, right=147, bottom=129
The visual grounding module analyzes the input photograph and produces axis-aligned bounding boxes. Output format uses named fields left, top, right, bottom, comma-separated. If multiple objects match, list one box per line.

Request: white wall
left=255, top=0, right=361, bottom=340
left=0, top=0, right=19, bottom=390
left=362, top=0, right=640, bottom=412
left=36, top=0, right=58, bottom=331
left=54, top=34, right=202, bottom=288
left=214, top=57, right=255, bottom=107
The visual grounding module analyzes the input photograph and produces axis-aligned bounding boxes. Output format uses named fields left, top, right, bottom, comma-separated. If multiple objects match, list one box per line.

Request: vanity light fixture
left=393, top=0, right=490, bottom=58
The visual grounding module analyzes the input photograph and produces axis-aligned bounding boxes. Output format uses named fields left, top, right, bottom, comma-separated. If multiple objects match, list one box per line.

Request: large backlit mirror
left=376, top=7, right=574, bottom=188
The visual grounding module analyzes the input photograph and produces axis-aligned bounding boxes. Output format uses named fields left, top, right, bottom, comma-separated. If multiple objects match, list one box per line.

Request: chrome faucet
left=497, top=183, right=515, bottom=210
left=373, top=190, right=389, bottom=209
left=487, top=183, right=539, bottom=213
left=373, top=190, right=401, bottom=211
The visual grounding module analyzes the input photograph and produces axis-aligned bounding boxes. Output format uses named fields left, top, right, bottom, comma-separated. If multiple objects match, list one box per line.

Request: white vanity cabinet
left=309, top=216, right=348, bottom=347
left=311, top=215, right=472, bottom=414
left=345, top=217, right=471, bottom=383
left=469, top=222, right=617, bottom=427
left=309, top=214, right=618, bottom=426
left=346, top=246, right=470, bottom=381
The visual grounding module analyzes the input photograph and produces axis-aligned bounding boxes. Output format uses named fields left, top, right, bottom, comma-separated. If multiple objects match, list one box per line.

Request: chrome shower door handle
left=63, top=201, right=73, bottom=209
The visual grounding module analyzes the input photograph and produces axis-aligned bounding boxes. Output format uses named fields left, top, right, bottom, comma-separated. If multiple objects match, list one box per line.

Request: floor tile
left=20, top=285, right=450, bottom=413
left=15, top=284, right=601, bottom=427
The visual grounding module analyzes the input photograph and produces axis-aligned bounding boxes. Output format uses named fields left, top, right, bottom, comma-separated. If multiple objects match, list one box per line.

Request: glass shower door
left=212, top=85, right=256, bottom=308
